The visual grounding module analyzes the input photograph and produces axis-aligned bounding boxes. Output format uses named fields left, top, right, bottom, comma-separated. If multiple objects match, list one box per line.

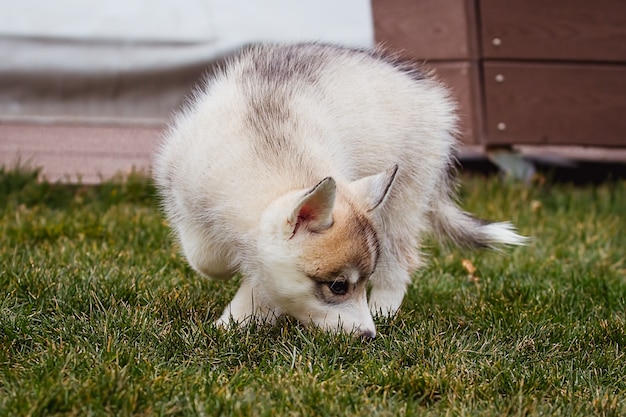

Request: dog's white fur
left=153, top=43, right=526, bottom=338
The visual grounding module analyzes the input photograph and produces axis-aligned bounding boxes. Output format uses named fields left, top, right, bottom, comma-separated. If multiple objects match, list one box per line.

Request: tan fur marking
left=300, top=196, right=379, bottom=282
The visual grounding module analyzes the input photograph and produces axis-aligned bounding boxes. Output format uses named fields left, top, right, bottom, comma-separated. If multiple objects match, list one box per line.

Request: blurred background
left=1, top=0, right=625, bottom=182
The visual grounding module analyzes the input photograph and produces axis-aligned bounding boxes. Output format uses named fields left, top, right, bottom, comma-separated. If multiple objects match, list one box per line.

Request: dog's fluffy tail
left=430, top=192, right=528, bottom=249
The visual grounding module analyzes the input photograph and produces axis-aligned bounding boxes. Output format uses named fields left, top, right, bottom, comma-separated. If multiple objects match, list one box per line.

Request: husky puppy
left=154, top=43, right=526, bottom=338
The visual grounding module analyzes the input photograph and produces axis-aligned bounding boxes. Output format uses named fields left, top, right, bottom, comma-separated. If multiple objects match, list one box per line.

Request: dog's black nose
left=360, top=329, right=376, bottom=340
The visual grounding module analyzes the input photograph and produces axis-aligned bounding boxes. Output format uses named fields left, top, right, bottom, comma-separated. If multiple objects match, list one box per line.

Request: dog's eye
left=328, top=280, right=348, bottom=296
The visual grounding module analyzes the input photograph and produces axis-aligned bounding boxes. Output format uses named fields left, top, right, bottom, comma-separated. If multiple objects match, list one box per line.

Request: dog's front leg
left=368, top=232, right=421, bottom=317
left=368, top=265, right=411, bottom=318
left=215, top=279, right=278, bottom=328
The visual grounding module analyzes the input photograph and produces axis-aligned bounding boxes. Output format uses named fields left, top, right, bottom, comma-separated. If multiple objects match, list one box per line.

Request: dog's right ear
left=347, top=164, right=398, bottom=212
left=288, top=177, right=336, bottom=238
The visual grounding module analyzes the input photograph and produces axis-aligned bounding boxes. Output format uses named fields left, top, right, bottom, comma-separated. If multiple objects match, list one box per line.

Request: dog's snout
left=360, top=328, right=376, bottom=340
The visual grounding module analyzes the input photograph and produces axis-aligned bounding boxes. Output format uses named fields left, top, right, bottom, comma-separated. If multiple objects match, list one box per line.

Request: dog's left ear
left=347, top=165, right=398, bottom=212
left=289, top=177, right=336, bottom=237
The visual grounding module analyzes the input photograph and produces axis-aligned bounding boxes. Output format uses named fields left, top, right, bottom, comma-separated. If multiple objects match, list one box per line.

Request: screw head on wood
left=495, top=74, right=505, bottom=82
left=492, top=38, right=502, bottom=46
left=497, top=122, right=507, bottom=131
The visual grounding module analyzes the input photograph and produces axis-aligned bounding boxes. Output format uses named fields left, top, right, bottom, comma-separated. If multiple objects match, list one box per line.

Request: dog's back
left=155, top=43, right=456, bottom=240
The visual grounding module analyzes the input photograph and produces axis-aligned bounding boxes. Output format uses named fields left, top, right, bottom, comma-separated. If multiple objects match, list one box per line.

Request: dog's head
left=257, top=166, right=398, bottom=338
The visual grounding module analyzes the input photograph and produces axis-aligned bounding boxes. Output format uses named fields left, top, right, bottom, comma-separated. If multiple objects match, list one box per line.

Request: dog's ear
left=289, top=177, right=336, bottom=237
left=347, top=165, right=398, bottom=212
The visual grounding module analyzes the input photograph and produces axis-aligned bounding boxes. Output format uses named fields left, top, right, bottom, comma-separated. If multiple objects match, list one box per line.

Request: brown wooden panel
left=372, top=0, right=477, bottom=60
left=480, top=0, right=626, bottom=62
left=426, top=62, right=481, bottom=144
left=482, top=62, right=626, bottom=146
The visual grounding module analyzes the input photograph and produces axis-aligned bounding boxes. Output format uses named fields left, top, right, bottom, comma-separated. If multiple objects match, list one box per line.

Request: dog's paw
left=368, top=303, right=399, bottom=318
left=214, top=315, right=233, bottom=329
left=368, top=289, right=404, bottom=318
left=214, top=307, right=278, bottom=329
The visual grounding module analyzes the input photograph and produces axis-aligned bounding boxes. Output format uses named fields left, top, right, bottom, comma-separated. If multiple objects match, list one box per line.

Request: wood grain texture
left=426, top=62, right=481, bottom=144
left=372, top=0, right=478, bottom=60
left=482, top=62, right=626, bottom=146
left=480, top=0, right=626, bottom=61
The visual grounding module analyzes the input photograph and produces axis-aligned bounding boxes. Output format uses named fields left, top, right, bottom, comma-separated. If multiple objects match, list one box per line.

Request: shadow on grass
left=459, top=158, right=626, bottom=185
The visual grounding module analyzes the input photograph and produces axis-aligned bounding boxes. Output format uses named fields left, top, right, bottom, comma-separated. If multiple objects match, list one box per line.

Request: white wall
left=1, top=0, right=374, bottom=71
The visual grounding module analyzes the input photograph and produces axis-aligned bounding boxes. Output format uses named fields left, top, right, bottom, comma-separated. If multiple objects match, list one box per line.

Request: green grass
left=1, top=164, right=624, bottom=416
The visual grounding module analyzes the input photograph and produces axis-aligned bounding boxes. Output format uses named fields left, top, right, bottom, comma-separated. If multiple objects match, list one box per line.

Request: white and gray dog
left=154, top=43, right=526, bottom=338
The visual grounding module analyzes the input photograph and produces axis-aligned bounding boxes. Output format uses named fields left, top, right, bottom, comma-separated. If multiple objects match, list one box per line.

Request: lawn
left=1, top=165, right=624, bottom=416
